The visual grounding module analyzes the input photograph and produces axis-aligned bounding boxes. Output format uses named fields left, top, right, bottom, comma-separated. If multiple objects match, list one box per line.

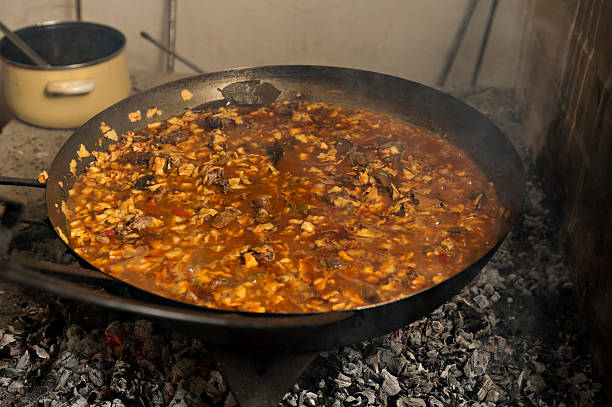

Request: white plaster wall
left=0, top=0, right=528, bottom=87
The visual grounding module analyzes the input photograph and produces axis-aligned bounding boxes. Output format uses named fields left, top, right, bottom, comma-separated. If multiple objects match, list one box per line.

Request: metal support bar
left=436, top=0, right=479, bottom=87
left=471, top=0, right=499, bottom=85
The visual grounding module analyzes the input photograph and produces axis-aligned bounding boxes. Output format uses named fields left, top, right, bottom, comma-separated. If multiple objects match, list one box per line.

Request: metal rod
left=0, top=20, right=51, bottom=68
left=0, top=176, right=45, bottom=188
left=166, top=0, right=177, bottom=72
left=436, top=0, right=479, bottom=87
left=471, top=0, right=499, bottom=85
left=75, top=0, right=82, bottom=21
left=9, top=256, right=116, bottom=284
left=140, top=31, right=204, bottom=74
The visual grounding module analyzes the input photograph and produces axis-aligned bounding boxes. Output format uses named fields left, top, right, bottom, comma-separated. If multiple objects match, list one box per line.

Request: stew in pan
left=65, top=100, right=505, bottom=313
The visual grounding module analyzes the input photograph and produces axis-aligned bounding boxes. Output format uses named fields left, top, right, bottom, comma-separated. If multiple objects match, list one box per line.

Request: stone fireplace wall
left=517, top=0, right=611, bottom=398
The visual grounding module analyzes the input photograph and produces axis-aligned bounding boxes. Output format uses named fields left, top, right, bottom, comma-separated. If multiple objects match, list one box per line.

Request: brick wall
left=517, top=0, right=612, bottom=397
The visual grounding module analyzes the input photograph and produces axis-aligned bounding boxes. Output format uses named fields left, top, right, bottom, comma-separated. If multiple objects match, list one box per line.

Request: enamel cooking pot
left=0, top=21, right=131, bottom=129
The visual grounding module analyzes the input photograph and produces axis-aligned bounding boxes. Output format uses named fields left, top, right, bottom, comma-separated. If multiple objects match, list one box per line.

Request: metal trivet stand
left=0, top=196, right=318, bottom=407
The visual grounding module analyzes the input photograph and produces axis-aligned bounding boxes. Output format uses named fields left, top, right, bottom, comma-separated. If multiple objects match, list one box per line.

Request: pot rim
left=0, top=20, right=126, bottom=71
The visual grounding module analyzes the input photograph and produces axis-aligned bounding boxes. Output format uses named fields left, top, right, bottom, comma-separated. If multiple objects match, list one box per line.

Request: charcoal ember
left=527, top=373, right=546, bottom=391
left=283, top=391, right=298, bottom=406
left=143, top=335, right=165, bottom=361
left=104, top=320, right=132, bottom=341
left=15, top=349, right=31, bottom=373
left=425, top=320, right=444, bottom=337
left=477, top=375, right=495, bottom=401
left=378, top=349, right=407, bottom=376
left=473, top=294, right=490, bottom=309
left=8, top=379, right=24, bottom=394
left=74, top=334, right=105, bottom=358
left=170, top=358, right=196, bottom=380
left=57, top=351, right=79, bottom=369
left=33, top=344, right=51, bottom=359
left=0, top=330, right=17, bottom=349
left=464, top=350, right=490, bottom=378
left=357, top=389, right=376, bottom=404
left=111, top=399, right=126, bottom=407
left=143, top=387, right=166, bottom=407
left=67, top=395, right=88, bottom=407
left=110, top=360, right=139, bottom=400
left=161, top=381, right=175, bottom=405
left=224, top=392, right=238, bottom=407
left=334, top=372, right=351, bottom=388
left=208, top=370, right=227, bottom=394
left=571, top=372, right=587, bottom=385
left=299, top=390, right=318, bottom=407
left=365, top=353, right=379, bottom=374
left=342, top=346, right=362, bottom=361
left=428, top=397, right=444, bottom=407
left=169, top=388, right=191, bottom=407
left=406, top=328, right=422, bottom=346
left=87, top=367, right=105, bottom=387
left=341, top=361, right=362, bottom=377
left=133, top=320, right=154, bottom=339
left=380, top=368, right=401, bottom=396
left=188, top=375, right=223, bottom=404
left=397, top=396, right=426, bottom=407
left=74, top=375, right=95, bottom=397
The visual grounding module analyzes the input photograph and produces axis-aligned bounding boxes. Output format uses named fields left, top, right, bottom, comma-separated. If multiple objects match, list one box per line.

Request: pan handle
left=0, top=176, right=45, bottom=188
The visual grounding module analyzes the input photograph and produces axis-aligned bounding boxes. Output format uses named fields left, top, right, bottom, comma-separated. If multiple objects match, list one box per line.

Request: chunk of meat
left=266, top=140, right=284, bottom=167
left=326, top=190, right=360, bottom=210
left=202, top=115, right=235, bottom=130
left=335, top=138, right=353, bottom=155
left=204, top=166, right=232, bottom=194
left=132, top=174, right=155, bottom=190
left=128, top=215, right=161, bottom=232
left=372, top=168, right=394, bottom=187
left=409, top=192, right=445, bottom=209
left=211, top=207, right=241, bottom=228
left=159, top=130, right=190, bottom=144
left=322, top=256, right=345, bottom=270
left=248, top=244, right=275, bottom=263
left=253, top=207, right=271, bottom=224
left=251, top=196, right=270, bottom=209
left=275, top=101, right=299, bottom=117
left=446, top=226, right=467, bottom=236
left=346, top=151, right=375, bottom=167
left=120, top=152, right=153, bottom=166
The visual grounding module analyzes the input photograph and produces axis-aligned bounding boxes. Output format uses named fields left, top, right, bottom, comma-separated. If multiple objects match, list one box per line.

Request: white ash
left=0, top=88, right=607, bottom=406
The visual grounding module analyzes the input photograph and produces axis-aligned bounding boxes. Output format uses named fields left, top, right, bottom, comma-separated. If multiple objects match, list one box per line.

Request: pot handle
left=45, top=79, right=95, bottom=96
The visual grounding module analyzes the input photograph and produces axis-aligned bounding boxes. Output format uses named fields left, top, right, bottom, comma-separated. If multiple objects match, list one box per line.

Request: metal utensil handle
left=0, top=20, right=51, bottom=68
left=0, top=176, right=45, bottom=188
left=140, top=31, right=204, bottom=74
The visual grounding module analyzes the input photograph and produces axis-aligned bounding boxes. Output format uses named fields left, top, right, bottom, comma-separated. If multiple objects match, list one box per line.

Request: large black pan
left=1, top=65, right=524, bottom=351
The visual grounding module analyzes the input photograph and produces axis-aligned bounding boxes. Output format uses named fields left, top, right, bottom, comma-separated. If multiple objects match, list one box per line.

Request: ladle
left=0, top=20, right=51, bottom=68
